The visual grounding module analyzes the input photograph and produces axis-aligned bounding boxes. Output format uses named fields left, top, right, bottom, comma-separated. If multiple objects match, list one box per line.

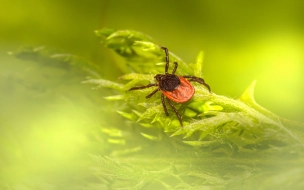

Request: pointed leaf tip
left=194, top=51, right=204, bottom=77
left=170, top=128, right=187, bottom=137
left=239, top=80, right=257, bottom=104
left=117, top=111, right=133, bottom=120
left=140, top=133, right=160, bottom=141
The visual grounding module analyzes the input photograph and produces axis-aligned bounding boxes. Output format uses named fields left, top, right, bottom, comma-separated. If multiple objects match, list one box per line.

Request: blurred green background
left=1, top=0, right=303, bottom=189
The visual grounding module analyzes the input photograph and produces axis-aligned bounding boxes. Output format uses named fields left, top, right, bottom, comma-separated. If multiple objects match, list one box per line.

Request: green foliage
left=9, top=46, right=103, bottom=77
left=91, top=28, right=302, bottom=146
left=10, top=28, right=304, bottom=190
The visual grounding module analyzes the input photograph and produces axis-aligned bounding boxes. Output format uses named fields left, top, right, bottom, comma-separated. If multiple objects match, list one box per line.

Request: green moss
left=10, top=28, right=304, bottom=190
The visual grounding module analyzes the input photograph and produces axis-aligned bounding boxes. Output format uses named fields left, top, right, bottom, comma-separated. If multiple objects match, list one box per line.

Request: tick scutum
left=156, top=74, right=180, bottom=91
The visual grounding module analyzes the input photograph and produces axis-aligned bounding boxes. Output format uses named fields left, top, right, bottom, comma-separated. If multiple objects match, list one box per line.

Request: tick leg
left=146, top=88, right=159, bottom=99
left=183, top=76, right=211, bottom=93
left=129, top=83, right=158, bottom=91
left=161, top=94, right=169, bottom=116
left=166, top=98, right=183, bottom=127
left=161, top=46, right=170, bottom=74
left=172, top=62, right=178, bottom=75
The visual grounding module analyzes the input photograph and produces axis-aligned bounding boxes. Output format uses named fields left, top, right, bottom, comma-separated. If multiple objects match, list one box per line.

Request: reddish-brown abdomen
left=161, top=77, right=194, bottom=103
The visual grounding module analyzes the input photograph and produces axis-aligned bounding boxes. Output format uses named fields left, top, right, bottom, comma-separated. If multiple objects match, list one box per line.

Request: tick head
left=155, top=74, right=180, bottom=91
left=154, top=74, right=165, bottom=82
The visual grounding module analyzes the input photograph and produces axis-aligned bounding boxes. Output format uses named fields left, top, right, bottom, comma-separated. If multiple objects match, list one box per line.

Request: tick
left=129, top=47, right=211, bottom=126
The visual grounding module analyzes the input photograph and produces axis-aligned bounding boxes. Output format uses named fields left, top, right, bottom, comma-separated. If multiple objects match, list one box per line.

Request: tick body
left=161, top=76, right=194, bottom=103
left=129, top=47, right=211, bottom=126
